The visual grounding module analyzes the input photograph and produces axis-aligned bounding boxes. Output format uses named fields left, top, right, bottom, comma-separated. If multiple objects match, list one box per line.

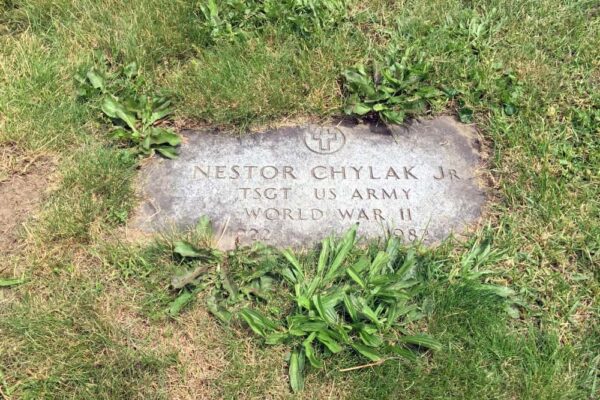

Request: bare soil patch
left=0, top=145, right=55, bottom=255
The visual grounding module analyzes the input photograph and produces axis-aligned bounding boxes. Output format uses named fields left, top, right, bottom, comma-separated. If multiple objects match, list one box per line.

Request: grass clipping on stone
left=168, top=217, right=442, bottom=393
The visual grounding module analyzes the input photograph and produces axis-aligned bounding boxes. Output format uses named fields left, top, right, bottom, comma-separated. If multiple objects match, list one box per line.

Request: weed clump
left=197, top=0, right=352, bottom=44
left=75, top=57, right=181, bottom=159
left=166, top=218, right=519, bottom=393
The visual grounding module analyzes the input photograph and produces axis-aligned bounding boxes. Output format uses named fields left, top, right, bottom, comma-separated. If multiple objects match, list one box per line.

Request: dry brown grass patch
left=0, top=144, right=56, bottom=257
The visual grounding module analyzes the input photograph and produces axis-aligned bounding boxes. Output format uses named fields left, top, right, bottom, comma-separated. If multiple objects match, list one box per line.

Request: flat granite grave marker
left=132, top=117, right=486, bottom=249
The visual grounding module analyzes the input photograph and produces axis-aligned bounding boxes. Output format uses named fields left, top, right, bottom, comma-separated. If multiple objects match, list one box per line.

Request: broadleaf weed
left=196, top=0, right=352, bottom=44
left=75, top=57, right=181, bottom=159
left=167, top=222, right=446, bottom=392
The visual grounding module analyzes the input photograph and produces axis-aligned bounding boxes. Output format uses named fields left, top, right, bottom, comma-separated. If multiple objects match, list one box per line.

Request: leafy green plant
left=238, top=226, right=440, bottom=392
left=75, top=61, right=181, bottom=158
left=197, top=0, right=262, bottom=43
left=342, top=48, right=444, bottom=124
left=170, top=221, right=441, bottom=393
left=100, top=94, right=181, bottom=159
left=443, top=64, right=524, bottom=123
left=167, top=216, right=278, bottom=319
left=167, top=220, right=522, bottom=393
left=0, top=277, right=26, bottom=287
left=492, top=69, right=523, bottom=116
left=74, top=56, right=140, bottom=100
left=196, top=0, right=351, bottom=44
left=449, top=239, right=524, bottom=318
left=268, top=0, right=350, bottom=37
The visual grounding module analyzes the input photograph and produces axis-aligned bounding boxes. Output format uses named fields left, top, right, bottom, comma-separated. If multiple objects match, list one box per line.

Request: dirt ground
left=0, top=145, right=55, bottom=257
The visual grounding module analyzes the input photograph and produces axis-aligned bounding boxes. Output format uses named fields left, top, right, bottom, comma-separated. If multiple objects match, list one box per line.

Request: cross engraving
left=304, top=126, right=346, bottom=154
left=312, top=129, right=338, bottom=151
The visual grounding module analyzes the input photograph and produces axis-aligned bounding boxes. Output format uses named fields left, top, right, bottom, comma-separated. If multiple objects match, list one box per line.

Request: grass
left=1, top=295, right=172, bottom=399
left=343, top=285, right=583, bottom=399
left=38, top=146, right=137, bottom=242
left=0, top=0, right=598, bottom=399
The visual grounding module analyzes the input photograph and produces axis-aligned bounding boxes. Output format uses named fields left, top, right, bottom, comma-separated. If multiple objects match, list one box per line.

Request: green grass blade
left=324, top=226, right=357, bottom=282
left=282, top=248, right=304, bottom=283
left=289, top=348, right=305, bottom=393
left=313, top=294, right=338, bottom=325
left=396, top=249, right=416, bottom=279
left=385, top=236, right=401, bottom=272
left=167, top=290, right=194, bottom=317
left=317, top=237, right=331, bottom=276
left=265, top=332, right=289, bottom=345
left=0, top=277, right=26, bottom=288
left=173, top=241, right=203, bottom=258
left=316, top=330, right=343, bottom=353
left=358, top=327, right=384, bottom=347
left=352, top=343, right=382, bottom=361
left=388, top=346, right=418, bottom=362
left=369, top=251, right=390, bottom=277
left=239, top=308, right=279, bottom=337
left=346, top=266, right=366, bottom=288
left=351, top=255, right=370, bottom=274
left=303, top=333, right=323, bottom=368
left=343, top=293, right=359, bottom=321
left=398, top=334, right=442, bottom=351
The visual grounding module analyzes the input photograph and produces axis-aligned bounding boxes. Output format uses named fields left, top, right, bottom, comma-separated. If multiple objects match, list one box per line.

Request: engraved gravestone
left=132, top=117, right=486, bottom=248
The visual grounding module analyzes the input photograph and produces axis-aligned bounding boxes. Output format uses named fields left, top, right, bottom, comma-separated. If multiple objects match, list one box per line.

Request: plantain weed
left=342, top=47, right=446, bottom=125
left=0, top=277, right=26, bottom=287
left=101, top=94, right=181, bottom=159
left=165, top=219, right=526, bottom=393
left=167, top=222, right=443, bottom=392
left=166, top=216, right=279, bottom=320
left=240, top=226, right=442, bottom=393
left=75, top=59, right=181, bottom=159
left=196, top=0, right=352, bottom=44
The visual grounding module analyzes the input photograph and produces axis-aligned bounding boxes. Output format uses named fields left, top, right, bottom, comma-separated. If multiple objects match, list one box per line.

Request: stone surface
left=132, top=117, right=486, bottom=249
